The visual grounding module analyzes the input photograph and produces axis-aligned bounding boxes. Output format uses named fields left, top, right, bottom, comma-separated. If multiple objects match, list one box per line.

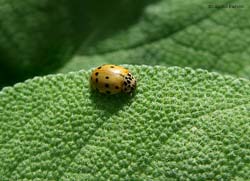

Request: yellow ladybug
left=90, top=64, right=137, bottom=95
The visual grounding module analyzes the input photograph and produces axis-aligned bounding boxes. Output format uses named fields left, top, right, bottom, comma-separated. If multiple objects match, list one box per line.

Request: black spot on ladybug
left=105, top=76, right=109, bottom=79
left=96, top=78, right=98, bottom=83
left=106, top=91, right=111, bottom=94
left=110, top=66, right=114, bottom=68
left=127, top=80, right=131, bottom=84
left=115, top=86, right=119, bottom=89
left=124, top=88, right=127, bottom=91
left=124, top=82, right=127, bottom=86
left=95, top=72, right=99, bottom=76
left=105, top=84, right=109, bottom=88
left=98, top=66, right=102, bottom=69
left=129, top=77, right=132, bottom=81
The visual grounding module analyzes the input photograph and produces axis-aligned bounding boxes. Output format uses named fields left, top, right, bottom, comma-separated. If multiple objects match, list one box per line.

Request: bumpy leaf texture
left=0, top=65, right=250, bottom=180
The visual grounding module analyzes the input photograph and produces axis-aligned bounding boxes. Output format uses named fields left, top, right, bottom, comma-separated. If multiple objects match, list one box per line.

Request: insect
left=90, top=64, right=137, bottom=95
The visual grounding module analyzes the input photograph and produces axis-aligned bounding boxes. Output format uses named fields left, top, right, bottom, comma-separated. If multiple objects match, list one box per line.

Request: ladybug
left=90, top=64, right=137, bottom=95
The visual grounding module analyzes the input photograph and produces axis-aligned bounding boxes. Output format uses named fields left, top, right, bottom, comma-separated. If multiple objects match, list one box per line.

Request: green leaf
left=1, top=0, right=250, bottom=87
left=0, top=0, right=154, bottom=86
left=1, top=65, right=250, bottom=180
left=59, top=0, right=250, bottom=79
left=0, top=0, right=78, bottom=86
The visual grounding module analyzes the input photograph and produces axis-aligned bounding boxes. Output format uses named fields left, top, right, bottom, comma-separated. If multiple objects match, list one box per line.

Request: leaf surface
left=59, top=0, right=250, bottom=79
left=1, top=0, right=250, bottom=88
left=1, top=65, right=250, bottom=180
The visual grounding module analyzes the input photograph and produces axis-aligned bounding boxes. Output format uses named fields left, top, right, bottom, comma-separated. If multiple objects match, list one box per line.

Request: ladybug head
left=122, top=73, right=136, bottom=94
